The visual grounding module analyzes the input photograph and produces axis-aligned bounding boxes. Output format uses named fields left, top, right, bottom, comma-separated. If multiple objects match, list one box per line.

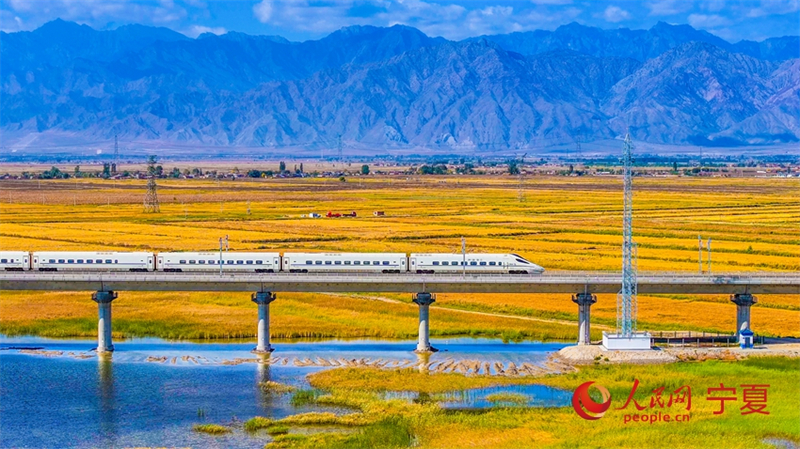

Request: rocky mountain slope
left=1, top=20, right=797, bottom=151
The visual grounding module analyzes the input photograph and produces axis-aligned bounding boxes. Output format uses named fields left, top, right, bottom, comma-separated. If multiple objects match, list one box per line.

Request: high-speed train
left=0, top=251, right=545, bottom=274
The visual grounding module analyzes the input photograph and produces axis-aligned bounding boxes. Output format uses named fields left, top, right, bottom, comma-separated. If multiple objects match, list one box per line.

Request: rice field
left=0, top=174, right=798, bottom=339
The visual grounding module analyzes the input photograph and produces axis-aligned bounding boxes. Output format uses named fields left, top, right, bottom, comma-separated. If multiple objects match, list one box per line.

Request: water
left=0, top=337, right=570, bottom=448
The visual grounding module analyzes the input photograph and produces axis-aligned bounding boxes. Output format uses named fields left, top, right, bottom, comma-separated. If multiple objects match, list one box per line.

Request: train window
left=50, top=259, right=56, bottom=263
left=227, top=260, right=234, bottom=265
left=325, top=261, right=332, bottom=265
left=115, top=260, right=118, bottom=263
left=306, top=261, right=313, bottom=265
left=189, top=260, right=196, bottom=264
left=0, top=259, right=6, bottom=263
left=199, top=260, right=206, bottom=264
left=256, top=260, right=263, bottom=265
left=363, top=261, right=370, bottom=265
left=58, top=259, right=65, bottom=263
left=383, top=261, right=389, bottom=265
left=334, top=261, right=341, bottom=265
left=78, top=260, right=84, bottom=264
left=489, top=261, right=496, bottom=266
left=237, top=260, right=244, bottom=265
left=208, top=260, right=215, bottom=265
left=96, top=259, right=102, bottom=263
left=180, top=260, right=186, bottom=264
left=87, top=260, right=93, bottom=264
left=470, top=261, right=477, bottom=266
left=515, top=258, right=530, bottom=264
left=479, top=262, right=486, bottom=266
left=344, top=261, right=351, bottom=265
left=354, top=261, right=361, bottom=265
left=315, top=261, right=322, bottom=265
left=246, top=261, right=253, bottom=265
left=432, top=261, right=439, bottom=266
left=441, top=261, right=448, bottom=265
left=68, top=259, right=74, bottom=264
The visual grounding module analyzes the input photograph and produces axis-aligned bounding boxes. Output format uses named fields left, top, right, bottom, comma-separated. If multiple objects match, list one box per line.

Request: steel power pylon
left=617, top=133, right=637, bottom=336
left=143, top=155, right=160, bottom=213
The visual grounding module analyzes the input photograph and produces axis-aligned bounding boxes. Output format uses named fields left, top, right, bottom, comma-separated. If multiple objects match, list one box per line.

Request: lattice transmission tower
left=617, top=133, right=637, bottom=336
left=143, top=155, right=160, bottom=213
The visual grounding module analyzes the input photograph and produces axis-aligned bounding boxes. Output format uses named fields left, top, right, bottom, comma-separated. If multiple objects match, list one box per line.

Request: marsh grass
left=260, top=381, right=295, bottom=394
left=291, top=389, right=322, bottom=406
left=266, top=425, right=290, bottom=436
left=484, top=392, right=528, bottom=405
left=192, top=424, right=231, bottom=435
left=259, top=357, right=800, bottom=448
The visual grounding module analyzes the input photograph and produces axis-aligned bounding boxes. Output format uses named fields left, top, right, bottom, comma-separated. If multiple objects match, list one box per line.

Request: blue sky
left=1, top=0, right=798, bottom=42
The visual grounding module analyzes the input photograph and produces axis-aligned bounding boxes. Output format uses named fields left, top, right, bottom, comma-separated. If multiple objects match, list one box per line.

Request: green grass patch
left=485, top=392, right=529, bottom=405
left=291, top=389, right=322, bottom=406
left=260, top=381, right=296, bottom=394
left=192, top=424, right=231, bottom=435
left=266, top=425, right=290, bottom=436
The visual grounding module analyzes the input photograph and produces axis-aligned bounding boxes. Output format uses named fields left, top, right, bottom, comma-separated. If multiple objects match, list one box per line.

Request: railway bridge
left=2, top=271, right=797, bottom=353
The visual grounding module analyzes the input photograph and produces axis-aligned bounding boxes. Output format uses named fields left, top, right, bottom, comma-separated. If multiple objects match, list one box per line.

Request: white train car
left=157, top=252, right=281, bottom=272
left=0, top=251, right=31, bottom=271
left=33, top=252, right=154, bottom=272
left=410, top=253, right=544, bottom=274
left=283, top=252, right=407, bottom=273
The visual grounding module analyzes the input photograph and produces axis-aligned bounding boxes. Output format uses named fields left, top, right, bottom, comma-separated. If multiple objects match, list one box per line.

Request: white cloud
left=2, top=0, right=189, bottom=31
left=746, top=0, right=800, bottom=17
left=687, top=13, right=730, bottom=28
left=185, top=24, right=226, bottom=38
left=253, top=0, right=273, bottom=23
left=645, top=0, right=690, bottom=16
left=530, top=0, right=572, bottom=5
left=603, top=5, right=631, bottom=22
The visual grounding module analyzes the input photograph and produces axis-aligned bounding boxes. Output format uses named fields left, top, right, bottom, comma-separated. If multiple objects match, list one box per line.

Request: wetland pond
left=0, top=336, right=572, bottom=448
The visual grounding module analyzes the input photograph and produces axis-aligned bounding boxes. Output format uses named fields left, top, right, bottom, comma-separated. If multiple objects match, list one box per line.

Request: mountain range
left=1, top=19, right=798, bottom=154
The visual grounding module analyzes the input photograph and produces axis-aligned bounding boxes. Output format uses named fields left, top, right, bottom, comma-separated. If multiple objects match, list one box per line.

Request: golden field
left=0, top=174, right=798, bottom=339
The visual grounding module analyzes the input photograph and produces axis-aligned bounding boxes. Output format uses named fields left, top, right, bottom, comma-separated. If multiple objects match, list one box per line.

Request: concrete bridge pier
left=413, top=292, right=437, bottom=353
left=731, top=293, right=757, bottom=336
left=252, top=292, right=277, bottom=353
left=92, top=291, right=118, bottom=353
left=572, top=292, right=597, bottom=345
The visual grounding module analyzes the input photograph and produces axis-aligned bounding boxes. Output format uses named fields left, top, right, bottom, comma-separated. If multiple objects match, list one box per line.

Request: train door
left=274, top=257, right=280, bottom=269
left=158, top=256, right=164, bottom=271
left=33, top=256, right=39, bottom=270
left=148, top=255, right=154, bottom=271
left=282, top=256, right=290, bottom=271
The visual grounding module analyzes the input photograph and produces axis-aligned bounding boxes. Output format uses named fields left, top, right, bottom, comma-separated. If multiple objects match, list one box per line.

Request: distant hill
left=1, top=20, right=797, bottom=154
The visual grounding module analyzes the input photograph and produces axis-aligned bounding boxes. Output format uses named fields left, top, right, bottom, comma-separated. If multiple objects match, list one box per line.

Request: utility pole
left=225, top=235, right=230, bottom=251
left=698, top=235, right=703, bottom=274
left=113, top=134, right=119, bottom=174
left=219, top=238, right=224, bottom=276
left=707, top=238, right=712, bottom=276
left=461, top=236, right=466, bottom=276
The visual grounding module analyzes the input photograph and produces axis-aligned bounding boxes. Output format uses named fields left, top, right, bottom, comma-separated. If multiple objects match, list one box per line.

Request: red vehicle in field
left=327, top=211, right=357, bottom=218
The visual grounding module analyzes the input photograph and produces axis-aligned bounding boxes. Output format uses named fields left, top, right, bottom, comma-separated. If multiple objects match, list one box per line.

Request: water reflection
left=416, top=352, right=431, bottom=374
left=255, top=352, right=275, bottom=409
left=97, top=353, right=117, bottom=448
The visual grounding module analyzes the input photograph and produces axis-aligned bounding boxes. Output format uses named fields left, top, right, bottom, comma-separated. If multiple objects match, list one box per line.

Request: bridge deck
left=1, top=272, right=798, bottom=294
